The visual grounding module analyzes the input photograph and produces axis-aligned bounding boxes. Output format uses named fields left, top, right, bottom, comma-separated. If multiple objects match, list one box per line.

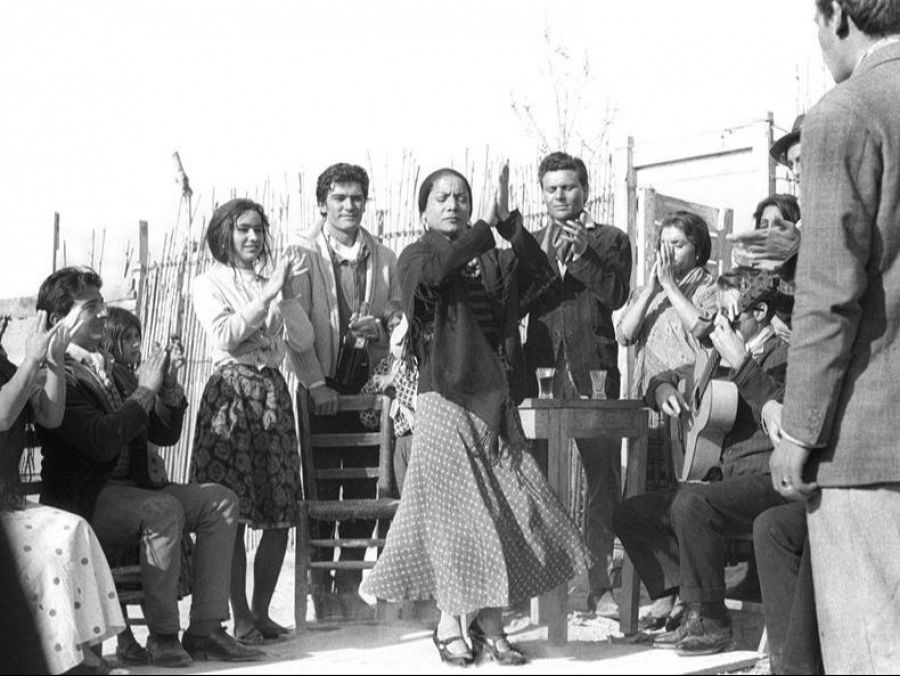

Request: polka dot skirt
left=2, top=503, right=124, bottom=673
left=361, top=393, right=592, bottom=615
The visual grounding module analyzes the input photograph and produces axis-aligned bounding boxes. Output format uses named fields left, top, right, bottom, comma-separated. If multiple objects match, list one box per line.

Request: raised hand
left=481, top=162, right=510, bottom=226
left=23, top=311, right=63, bottom=367
left=262, top=257, right=293, bottom=302
left=728, top=218, right=801, bottom=271
left=137, top=345, right=168, bottom=394
left=48, top=306, right=86, bottom=367
left=164, top=335, right=186, bottom=386
left=709, top=312, right=749, bottom=370
left=559, top=217, right=588, bottom=260
left=656, top=242, right=676, bottom=289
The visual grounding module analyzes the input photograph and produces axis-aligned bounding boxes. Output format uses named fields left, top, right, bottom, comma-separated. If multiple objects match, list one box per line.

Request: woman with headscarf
left=361, top=164, right=591, bottom=667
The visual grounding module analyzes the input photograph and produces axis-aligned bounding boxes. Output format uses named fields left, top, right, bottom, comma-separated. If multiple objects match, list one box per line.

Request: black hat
left=770, top=114, right=804, bottom=166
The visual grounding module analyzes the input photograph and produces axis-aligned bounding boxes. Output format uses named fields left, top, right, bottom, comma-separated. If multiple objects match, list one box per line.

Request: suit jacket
left=285, top=226, right=400, bottom=389
left=781, top=40, right=900, bottom=486
left=37, top=357, right=187, bottom=521
left=524, top=222, right=631, bottom=398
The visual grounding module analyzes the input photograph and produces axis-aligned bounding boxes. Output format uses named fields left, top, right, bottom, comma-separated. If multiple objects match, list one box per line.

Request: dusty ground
left=109, top=552, right=769, bottom=675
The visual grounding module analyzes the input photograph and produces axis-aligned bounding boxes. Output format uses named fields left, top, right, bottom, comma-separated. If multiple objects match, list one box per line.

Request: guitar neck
left=696, top=348, right=722, bottom=401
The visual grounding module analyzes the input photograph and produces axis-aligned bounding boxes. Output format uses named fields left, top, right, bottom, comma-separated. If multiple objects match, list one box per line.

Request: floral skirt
left=360, top=392, right=592, bottom=615
left=1, top=502, right=125, bottom=674
left=190, top=363, right=301, bottom=529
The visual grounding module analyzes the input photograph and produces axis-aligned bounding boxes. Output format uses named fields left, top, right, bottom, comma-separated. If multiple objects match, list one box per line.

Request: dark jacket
left=524, top=222, right=631, bottom=399
left=38, top=356, right=186, bottom=521
left=648, top=333, right=789, bottom=478
left=400, top=210, right=558, bottom=442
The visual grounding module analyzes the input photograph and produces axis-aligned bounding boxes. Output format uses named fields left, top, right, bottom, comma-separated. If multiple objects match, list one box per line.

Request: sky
left=0, top=0, right=828, bottom=299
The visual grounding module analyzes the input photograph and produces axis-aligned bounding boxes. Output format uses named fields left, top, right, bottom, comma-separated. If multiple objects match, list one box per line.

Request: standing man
left=771, top=1, right=900, bottom=672
left=524, top=151, right=632, bottom=618
left=287, top=163, right=400, bottom=621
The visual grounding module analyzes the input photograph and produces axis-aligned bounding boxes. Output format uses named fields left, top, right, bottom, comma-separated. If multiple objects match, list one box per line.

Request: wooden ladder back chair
left=293, top=391, right=400, bottom=630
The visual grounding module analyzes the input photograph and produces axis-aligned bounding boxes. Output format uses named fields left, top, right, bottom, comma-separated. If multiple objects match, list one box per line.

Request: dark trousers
left=310, top=412, right=377, bottom=593
left=754, top=501, right=823, bottom=675
left=613, top=472, right=786, bottom=604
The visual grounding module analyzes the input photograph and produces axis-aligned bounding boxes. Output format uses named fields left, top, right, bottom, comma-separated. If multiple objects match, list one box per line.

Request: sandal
left=431, top=629, right=474, bottom=667
left=468, top=621, right=527, bottom=666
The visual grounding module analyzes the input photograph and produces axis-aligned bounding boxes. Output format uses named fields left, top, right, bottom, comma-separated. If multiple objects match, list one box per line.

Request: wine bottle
left=332, top=301, right=370, bottom=394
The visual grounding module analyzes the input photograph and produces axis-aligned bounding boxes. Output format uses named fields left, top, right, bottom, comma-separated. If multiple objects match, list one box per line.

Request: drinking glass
left=536, top=367, right=556, bottom=399
left=589, top=369, right=608, bottom=400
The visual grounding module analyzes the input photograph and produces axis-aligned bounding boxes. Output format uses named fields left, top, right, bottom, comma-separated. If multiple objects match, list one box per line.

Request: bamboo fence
left=132, top=151, right=616, bottom=547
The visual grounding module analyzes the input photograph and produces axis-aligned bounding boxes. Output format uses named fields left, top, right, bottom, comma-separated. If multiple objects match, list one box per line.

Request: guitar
left=676, top=348, right=739, bottom=482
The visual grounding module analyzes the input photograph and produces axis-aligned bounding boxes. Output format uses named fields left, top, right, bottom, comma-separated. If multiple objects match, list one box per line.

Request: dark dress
left=360, top=211, right=592, bottom=614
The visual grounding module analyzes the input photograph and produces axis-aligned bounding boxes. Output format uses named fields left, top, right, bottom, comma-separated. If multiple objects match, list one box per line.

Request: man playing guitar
left=612, top=268, right=790, bottom=656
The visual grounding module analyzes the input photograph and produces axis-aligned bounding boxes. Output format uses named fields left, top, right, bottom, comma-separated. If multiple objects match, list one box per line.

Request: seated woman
left=614, top=211, right=718, bottom=629
left=361, top=164, right=591, bottom=667
left=1, top=309, right=124, bottom=675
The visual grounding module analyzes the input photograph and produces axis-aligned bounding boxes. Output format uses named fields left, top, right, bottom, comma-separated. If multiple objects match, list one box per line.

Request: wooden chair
left=293, top=391, right=400, bottom=630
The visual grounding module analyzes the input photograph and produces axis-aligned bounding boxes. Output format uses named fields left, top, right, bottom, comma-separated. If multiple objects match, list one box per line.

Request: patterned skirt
left=360, top=392, right=592, bottom=615
left=2, top=502, right=125, bottom=674
left=190, top=363, right=301, bottom=529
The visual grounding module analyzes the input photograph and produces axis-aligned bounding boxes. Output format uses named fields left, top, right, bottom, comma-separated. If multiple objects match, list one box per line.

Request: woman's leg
left=230, top=523, right=254, bottom=638
left=251, top=528, right=289, bottom=632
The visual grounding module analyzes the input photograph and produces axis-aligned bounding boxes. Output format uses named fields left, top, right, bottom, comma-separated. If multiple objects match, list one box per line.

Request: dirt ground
left=110, top=552, right=769, bottom=675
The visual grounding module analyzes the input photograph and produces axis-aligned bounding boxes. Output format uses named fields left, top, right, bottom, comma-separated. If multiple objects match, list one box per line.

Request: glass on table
left=589, top=369, right=607, bottom=400
left=536, top=367, right=556, bottom=399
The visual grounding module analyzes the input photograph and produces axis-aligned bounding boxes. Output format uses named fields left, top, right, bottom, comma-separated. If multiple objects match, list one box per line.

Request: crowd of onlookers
left=2, top=2, right=899, bottom=674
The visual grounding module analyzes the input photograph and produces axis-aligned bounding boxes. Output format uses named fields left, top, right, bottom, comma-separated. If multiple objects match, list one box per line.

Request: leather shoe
left=181, top=627, right=265, bottom=662
left=146, top=632, right=193, bottom=668
left=675, top=612, right=734, bottom=656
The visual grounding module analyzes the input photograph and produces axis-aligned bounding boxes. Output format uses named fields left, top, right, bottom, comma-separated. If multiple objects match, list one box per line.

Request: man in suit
left=36, top=267, right=264, bottom=666
left=523, top=152, right=632, bottom=618
left=286, top=163, right=401, bottom=620
left=614, top=270, right=789, bottom=655
left=771, top=1, right=900, bottom=671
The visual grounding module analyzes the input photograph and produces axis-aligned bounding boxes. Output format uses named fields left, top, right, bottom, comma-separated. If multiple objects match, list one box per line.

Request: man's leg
left=666, top=475, right=785, bottom=655
left=578, top=435, right=621, bottom=615
left=613, top=490, right=680, bottom=601
left=158, top=483, right=238, bottom=634
left=92, top=484, right=184, bottom=635
left=808, top=485, right=900, bottom=673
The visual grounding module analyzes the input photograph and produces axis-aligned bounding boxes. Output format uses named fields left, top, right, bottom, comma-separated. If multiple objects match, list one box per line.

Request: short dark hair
left=816, top=0, right=900, bottom=36
left=36, top=266, right=103, bottom=322
left=104, top=306, right=142, bottom=365
left=316, top=163, right=370, bottom=205
left=538, top=152, right=589, bottom=191
left=659, top=211, right=712, bottom=268
left=717, top=268, right=780, bottom=322
left=204, top=198, right=272, bottom=268
left=416, top=168, right=473, bottom=215
left=753, top=194, right=801, bottom=229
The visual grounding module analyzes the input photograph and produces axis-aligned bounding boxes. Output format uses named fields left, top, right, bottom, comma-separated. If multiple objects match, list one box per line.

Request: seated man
left=35, top=267, right=264, bottom=667
left=613, top=268, right=789, bottom=656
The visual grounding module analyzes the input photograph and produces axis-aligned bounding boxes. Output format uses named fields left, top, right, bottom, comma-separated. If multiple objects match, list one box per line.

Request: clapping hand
left=728, top=217, right=801, bottom=271
left=481, top=162, right=510, bottom=226
left=656, top=242, right=677, bottom=289
left=164, top=335, right=185, bottom=386
left=137, top=345, right=169, bottom=394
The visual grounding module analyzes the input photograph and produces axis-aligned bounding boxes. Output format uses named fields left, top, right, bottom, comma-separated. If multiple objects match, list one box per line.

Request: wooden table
left=518, top=398, right=649, bottom=645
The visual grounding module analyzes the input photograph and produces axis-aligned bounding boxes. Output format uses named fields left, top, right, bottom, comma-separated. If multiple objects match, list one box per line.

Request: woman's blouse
left=192, top=263, right=314, bottom=369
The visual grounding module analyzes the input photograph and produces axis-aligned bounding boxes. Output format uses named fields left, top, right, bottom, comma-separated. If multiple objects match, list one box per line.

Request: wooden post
left=766, top=111, right=776, bottom=197
left=51, top=212, right=60, bottom=272
left=625, top=137, right=638, bottom=400
left=135, top=221, right=149, bottom=317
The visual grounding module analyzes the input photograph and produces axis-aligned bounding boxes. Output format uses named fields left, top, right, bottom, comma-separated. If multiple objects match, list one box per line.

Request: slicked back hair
left=36, top=266, right=103, bottom=322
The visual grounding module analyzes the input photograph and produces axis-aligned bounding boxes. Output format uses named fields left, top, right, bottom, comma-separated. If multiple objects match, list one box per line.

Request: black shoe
left=115, top=636, right=149, bottom=665
left=664, top=598, right=688, bottom=631
left=146, top=633, right=193, bottom=668
left=181, top=627, right=265, bottom=662
left=432, top=629, right=474, bottom=667
left=676, top=613, right=735, bottom=656
left=468, top=621, right=527, bottom=666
